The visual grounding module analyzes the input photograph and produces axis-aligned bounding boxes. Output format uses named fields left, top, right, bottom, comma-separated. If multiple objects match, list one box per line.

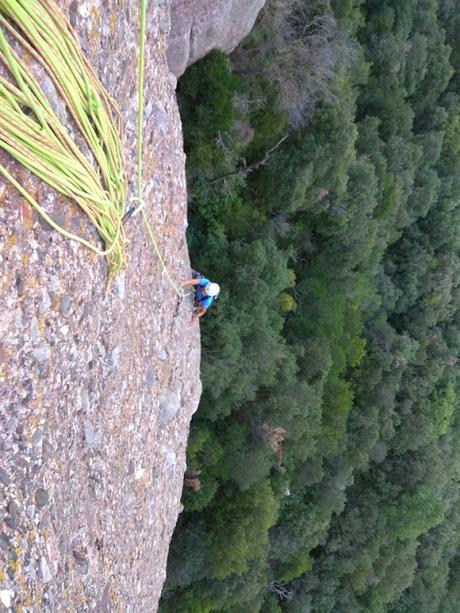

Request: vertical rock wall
left=0, top=1, right=201, bottom=610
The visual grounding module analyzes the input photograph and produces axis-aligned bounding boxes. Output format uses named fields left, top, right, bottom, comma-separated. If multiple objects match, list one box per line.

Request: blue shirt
left=196, top=277, right=214, bottom=309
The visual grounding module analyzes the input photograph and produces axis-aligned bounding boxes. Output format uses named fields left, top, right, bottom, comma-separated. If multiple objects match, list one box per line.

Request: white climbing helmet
left=206, top=282, right=220, bottom=297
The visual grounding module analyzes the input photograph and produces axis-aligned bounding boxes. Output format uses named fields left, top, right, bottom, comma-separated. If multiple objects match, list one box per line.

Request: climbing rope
left=134, top=0, right=184, bottom=298
left=0, top=0, right=127, bottom=274
left=1, top=0, right=188, bottom=294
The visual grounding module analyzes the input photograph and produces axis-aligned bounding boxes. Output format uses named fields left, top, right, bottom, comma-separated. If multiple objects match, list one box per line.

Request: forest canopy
left=161, top=0, right=460, bottom=611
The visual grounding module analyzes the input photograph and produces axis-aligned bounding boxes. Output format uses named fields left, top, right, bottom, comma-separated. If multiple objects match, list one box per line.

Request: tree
left=387, top=485, right=446, bottom=540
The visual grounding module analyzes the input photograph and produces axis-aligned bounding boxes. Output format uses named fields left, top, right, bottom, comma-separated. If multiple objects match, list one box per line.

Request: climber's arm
left=182, top=278, right=200, bottom=287
left=192, top=307, right=207, bottom=323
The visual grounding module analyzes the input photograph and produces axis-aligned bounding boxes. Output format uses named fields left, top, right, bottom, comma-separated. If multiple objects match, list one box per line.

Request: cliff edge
left=0, top=1, right=199, bottom=610
left=0, top=0, right=267, bottom=610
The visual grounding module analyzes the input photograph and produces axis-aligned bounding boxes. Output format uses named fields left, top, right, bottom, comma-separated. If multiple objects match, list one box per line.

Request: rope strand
left=1, top=0, right=188, bottom=292
left=136, top=0, right=184, bottom=298
left=0, top=0, right=127, bottom=274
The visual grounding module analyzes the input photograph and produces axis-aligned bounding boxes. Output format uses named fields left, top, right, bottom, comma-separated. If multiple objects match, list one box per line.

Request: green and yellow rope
left=135, top=0, right=183, bottom=297
left=0, top=0, right=126, bottom=273
left=1, top=0, right=185, bottom=295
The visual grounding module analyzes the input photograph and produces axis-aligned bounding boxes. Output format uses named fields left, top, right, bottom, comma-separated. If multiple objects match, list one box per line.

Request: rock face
left=0, top=0, right=262, bottom=609
left=0, top=1, right=201, bottom=610
left=167, top=0, right=267, bottom=77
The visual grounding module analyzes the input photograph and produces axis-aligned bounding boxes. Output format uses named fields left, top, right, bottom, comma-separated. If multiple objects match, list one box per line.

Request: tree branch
left=208, top=135, right=288, bottom=184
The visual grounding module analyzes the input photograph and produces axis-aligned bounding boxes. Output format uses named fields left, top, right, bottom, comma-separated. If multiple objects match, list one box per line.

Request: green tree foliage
left=206, top=480, right=279, bottom=579
left=161, top=0, right=460, bottom=610
left=178, top=51, right=241, bottom=172
left=387, top=485, right=446, bottom=540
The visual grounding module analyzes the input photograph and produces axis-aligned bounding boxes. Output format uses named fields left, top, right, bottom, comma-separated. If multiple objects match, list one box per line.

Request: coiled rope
left=0, top=0, right=127, bottom=274
left=1, top=0, right=186, bottom=295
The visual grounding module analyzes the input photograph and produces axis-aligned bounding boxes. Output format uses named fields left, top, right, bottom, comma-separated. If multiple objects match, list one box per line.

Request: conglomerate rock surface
left=0, top=1, right=202, bottom=610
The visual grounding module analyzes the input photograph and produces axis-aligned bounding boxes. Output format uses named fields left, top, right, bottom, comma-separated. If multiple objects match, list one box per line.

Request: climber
left=181, top=272, right=220, bottom=323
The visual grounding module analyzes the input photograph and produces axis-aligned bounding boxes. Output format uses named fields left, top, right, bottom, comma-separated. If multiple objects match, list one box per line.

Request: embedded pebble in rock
left=115, top=272, right=125, bottom=299
left=135, top=467, right=146, bottom=480
left=60, top=295, right=72, bottom=315
left=154, top=102, right=168, bottom=137
left=0, top=533, right=10, bottom=549
left=80, top=388, right=90, bottom=412
left=41, top=74, right=68, bottom=125
left=40, top=557, right=52, bottom=583
left=33, top=431, right=43, bottom=446
left=34, top=343, right=51, bottom=363
left=108, top=345, right=121, bottom=368
left=5, top=517, right=18, bottom=530
left=84, top=421, right=96, bottom=446
left=164, top=449, right=177, bottom=469
left=30, top=317, right=41, bottom=344
left=160, top=392, right=182, bottom=424
left=40, top=288, right=51, bottom=314
left=49, top=275, right=61, bottom=293
left=7, top=500, right=20, bottom=518
left=26, top=506, right=35, bottom=519
left=20, top=479, right=29, bottom=499
left=0, top=590, right=13, bottom=608
left=35, top=488, right=49, bottom=509
left=0, top=311, right=13, bottom=338
left=146, top=369, right=155, bottom=391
